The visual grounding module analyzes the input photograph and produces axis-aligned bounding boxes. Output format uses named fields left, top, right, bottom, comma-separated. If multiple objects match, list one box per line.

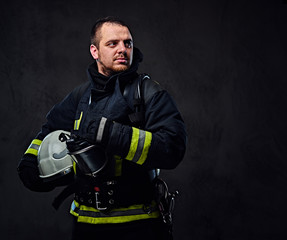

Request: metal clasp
left=94, top=188, right=107, bottom=211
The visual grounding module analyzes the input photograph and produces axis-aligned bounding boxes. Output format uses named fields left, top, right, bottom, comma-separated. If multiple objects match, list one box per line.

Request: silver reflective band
left=132, top=129, right=146, bottom=163
left=29, top=143, right=40, bottom=151
left=96, top=117, right=107, bottom=143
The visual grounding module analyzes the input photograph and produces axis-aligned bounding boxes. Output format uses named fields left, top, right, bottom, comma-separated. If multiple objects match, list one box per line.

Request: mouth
left=114, top=56, right=128, bottom=64
left=115, top=58, right=128, bottom=64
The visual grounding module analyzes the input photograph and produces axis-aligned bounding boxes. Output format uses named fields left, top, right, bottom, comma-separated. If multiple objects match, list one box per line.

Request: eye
left=124, top=40, right=133, bottom=48
left=107, top=41, right=117, bottom=47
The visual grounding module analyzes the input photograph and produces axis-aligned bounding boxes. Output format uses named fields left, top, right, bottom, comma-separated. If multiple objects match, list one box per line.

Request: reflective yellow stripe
left=70, top=200, right=160, bottom=224
left=73, top=161, right=77, bottom=174
left=125, top=127, right=139, bottom=160
left=137, top=131, right=152, bottom=165
left=32, top=139, right=42, bottom=145
left=114, top=155, right=123, bottom=177
left=24, top=139, right=42, bottom=156
left=25, top=148, right=38, bottom=156
left=125, top=128, right=152, bottom=165
left=74, top=112, right=83, bottom=130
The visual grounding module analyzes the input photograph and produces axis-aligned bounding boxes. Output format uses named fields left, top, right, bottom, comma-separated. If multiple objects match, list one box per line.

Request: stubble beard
left=113, top=64, right=129, bottom=73
left=97, top=58, right=130, bottom=76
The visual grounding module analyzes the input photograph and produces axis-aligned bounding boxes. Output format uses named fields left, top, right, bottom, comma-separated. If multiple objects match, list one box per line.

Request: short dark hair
left=90, top=16, right=131, bottom=48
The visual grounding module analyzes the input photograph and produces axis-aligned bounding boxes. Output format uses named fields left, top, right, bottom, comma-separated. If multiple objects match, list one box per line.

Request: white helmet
left=38, top=130, right=73, bottom=182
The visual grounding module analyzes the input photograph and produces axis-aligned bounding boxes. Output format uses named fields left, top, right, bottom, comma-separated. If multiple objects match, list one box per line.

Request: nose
left=117, top=41, right=127, bottom=54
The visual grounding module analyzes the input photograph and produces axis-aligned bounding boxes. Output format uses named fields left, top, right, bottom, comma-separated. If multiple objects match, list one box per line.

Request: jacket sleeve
left=106, top=89, right=187, bottom=170
left=23, top=86, right=83, bottom=157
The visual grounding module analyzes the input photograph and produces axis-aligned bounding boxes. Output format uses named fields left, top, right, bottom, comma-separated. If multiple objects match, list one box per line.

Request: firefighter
left=17, top=16, right=187, bottom=240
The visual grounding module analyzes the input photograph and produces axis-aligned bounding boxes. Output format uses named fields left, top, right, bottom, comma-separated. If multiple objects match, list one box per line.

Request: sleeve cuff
left=96, top=117, right=113, bottom=146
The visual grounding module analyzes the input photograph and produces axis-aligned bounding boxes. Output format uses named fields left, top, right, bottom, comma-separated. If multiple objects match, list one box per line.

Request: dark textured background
left=1, top=0, right=287, bottom=239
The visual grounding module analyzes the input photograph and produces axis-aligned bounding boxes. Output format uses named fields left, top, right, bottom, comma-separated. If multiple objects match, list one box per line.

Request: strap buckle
left=94, top=190, right=108, bottom=211
left=94, top=180, right=116, bottom=211
left=154, top=177, right=179, bottom=226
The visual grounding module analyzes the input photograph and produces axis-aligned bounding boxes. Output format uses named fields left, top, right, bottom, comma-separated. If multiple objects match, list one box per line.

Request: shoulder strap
left=127, top=74, right=163, bottom=128
left=127, top=74, right=147, bottom=128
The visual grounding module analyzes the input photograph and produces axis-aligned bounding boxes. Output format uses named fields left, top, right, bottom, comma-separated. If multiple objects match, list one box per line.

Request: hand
left=83, top=117, right=113, bottom=145
left=17, top=155, right=55, bottom=192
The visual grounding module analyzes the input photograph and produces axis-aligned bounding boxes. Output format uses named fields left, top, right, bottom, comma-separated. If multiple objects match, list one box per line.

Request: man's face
left=90, top=23, right=133, bottom=77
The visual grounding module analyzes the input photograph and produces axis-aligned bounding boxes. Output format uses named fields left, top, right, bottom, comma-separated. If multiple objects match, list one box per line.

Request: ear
left=90, top=44, right=99, bottom=60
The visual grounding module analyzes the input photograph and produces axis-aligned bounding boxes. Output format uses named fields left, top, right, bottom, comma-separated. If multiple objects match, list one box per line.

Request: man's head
left=90, top=17, right=133, bottom=77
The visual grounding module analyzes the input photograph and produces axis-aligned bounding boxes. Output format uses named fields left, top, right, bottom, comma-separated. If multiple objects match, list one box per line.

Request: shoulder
left=71, top=81, right=91, bottom=103
left=139, top=74, right=164, bottom=104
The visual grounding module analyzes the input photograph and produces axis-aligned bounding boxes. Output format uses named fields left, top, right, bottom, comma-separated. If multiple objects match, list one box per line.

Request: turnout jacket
left=23, top=48, right=187, bottom=224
